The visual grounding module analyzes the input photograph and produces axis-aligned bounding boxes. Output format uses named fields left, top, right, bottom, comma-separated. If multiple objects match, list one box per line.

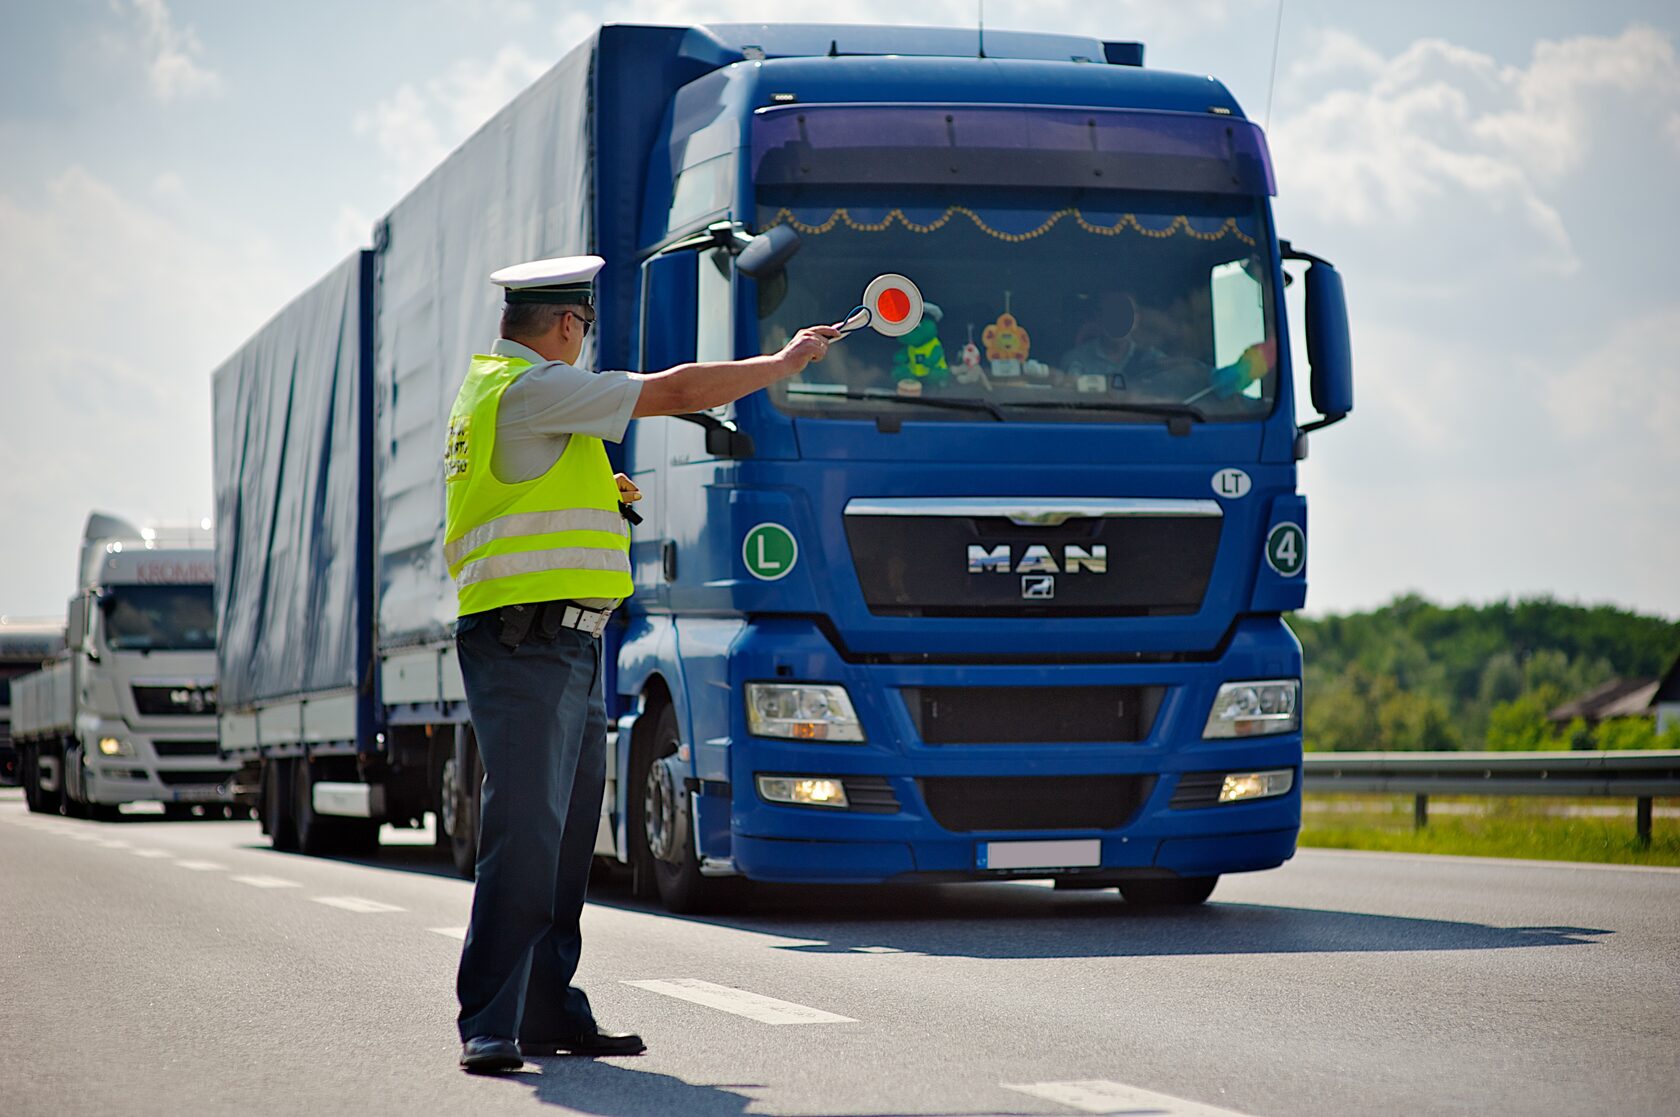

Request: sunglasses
left=567, top=306, right=595, bottom=337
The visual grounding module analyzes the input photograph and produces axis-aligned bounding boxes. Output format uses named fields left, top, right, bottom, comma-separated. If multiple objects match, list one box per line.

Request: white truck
left=13, top=513, right=234, bottom=818
left=0, top=619, right=65, bottom=786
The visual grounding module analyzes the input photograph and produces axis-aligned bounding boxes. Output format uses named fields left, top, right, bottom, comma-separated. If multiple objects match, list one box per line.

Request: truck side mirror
left=66, top=595, right=86, bottom=653
left=735, top=225, right=801, bottom=279
left=1283, top=243, right=1353, bottom=434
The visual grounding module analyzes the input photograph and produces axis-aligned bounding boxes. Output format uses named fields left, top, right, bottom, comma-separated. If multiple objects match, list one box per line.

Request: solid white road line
left=130, top=848, right=171, bottom=858
left=622, top=979, right=856, bottom=1025
left=1001, top=1080, right=1257, bottom=1116
left=429, top=927, right=468, bottom=940
left=311, top=896, right=406, bottom=914
left=231, top=875, right=301, bottom=889
left=173, top=860, right=226, bottom=871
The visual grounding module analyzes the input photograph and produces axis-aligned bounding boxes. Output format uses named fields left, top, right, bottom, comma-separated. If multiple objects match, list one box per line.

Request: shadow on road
left=485, top=1058, right=1031, bottom=1117
left=583, top=876, right=1614, bottom=960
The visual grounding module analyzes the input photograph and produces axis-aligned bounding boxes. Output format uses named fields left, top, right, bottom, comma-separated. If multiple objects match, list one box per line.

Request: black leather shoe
left=460, top=1036, right=523, bottom=1074
left=520, top=1029, right=646, bottom=1057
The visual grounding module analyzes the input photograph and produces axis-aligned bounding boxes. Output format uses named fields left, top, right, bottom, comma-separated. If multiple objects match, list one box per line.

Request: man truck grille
left=843, top=504, right=1221, bottom=617
left=152, top=740, right=221, bottom=758
left=156, top=769, right=230, bottom=787
left=918, top=775, right=1155, bottom=832
left=903, top=686, right=1163, bottom=744
left=132, top=685, right=218, bottom=716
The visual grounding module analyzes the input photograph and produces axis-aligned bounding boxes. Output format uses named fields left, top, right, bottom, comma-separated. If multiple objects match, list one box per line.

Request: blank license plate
left=980, top=839, right=1101, bottom=870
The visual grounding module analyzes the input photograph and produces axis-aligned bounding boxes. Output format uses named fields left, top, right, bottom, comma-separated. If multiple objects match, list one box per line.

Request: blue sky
left=1, top=0, right=1676, bottom=621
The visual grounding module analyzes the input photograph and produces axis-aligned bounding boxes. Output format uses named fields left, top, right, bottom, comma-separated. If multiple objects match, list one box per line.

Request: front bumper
left=713, top=615, right=1303, bottom=883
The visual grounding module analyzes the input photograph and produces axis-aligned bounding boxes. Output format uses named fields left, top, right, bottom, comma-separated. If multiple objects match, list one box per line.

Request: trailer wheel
left=22, top=746, right=49, bottom=813
left=263, top=759, right=299, bottom=851
left=437, top=728, right=480, bottom=880
left=633, top=702, right=741, bottom=915
left=1118, top=875, right=1219, bottom=907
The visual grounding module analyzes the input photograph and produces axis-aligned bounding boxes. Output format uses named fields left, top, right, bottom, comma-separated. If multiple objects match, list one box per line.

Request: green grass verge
left=1299, top=794, right=1680, bottom=867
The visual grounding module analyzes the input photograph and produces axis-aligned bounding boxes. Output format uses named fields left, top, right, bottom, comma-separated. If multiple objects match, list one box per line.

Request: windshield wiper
left=998, top=399, right=1206, bottom=434
left=786, top=386, right=1005, bottom=422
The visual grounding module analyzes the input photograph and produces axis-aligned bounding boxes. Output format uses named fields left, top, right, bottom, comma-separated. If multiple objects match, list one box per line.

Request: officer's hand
left=779, top=326, right=842, bottom=374
left=615, top=473, right=642, bottom=503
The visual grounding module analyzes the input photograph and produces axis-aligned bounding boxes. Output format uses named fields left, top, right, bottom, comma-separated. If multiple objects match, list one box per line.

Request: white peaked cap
left=490, top=255, right=605, bottom=301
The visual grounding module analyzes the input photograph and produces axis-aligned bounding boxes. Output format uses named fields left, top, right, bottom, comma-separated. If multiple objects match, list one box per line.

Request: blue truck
left=211, top=22, right=1352, bottom=910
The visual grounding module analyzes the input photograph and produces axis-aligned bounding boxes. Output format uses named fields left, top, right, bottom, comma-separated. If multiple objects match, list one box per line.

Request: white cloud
left=353, top=45, right=550, bottom=193
left=118, top=0, right=221, bottom=102
left=1541, top=304, right=1680, bottom=458
left=0, top=167, right=295, bottom=615
left=1271, top=26, right=1680, bottom=277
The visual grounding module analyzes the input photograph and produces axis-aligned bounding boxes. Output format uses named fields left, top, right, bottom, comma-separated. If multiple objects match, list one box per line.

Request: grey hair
left=499, top=301, right=571, bottom=342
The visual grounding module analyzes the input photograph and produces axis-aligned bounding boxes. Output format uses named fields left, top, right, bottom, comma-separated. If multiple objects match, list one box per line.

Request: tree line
left=1288, top=595, right=1680, bottom=751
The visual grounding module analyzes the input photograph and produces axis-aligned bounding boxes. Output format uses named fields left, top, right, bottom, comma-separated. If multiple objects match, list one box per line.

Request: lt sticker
left=1212, top=468, right=1251, bottom=499
left=1265, top=522, right=1305, bottom=577
left=743, top=523, right=798, bottom=581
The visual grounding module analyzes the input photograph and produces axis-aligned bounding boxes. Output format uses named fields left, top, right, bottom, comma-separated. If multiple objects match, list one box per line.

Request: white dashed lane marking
left=1001, top=1080, right=1258, bottom=1116
left=623, top=979, right=856, bottom=1025
left=231, top=875, right=301, bottom=889
left=173, top=860, right=226, bottom=871
left=429, top=927, right=467, bottom=940
left=97, top=839, right=132, bottom=849
left=130, top=849, right=171, bottom=858
left=311, top=896, right=406, bottom=914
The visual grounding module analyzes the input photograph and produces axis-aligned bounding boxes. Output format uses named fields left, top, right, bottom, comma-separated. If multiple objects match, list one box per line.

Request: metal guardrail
left=1302, top=750, right=1680, bottom=844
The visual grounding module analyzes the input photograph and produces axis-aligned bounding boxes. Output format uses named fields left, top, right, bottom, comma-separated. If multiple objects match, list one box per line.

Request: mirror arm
left=1298, top=412, right=1347, bottom=435
left=1279, top=240, right=1334, bottom=268
left=672, top=412, right=756, bottom=459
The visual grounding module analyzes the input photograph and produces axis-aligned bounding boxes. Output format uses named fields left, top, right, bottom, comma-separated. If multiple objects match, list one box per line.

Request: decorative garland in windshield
left=764, top=206, right=1257, bottom=246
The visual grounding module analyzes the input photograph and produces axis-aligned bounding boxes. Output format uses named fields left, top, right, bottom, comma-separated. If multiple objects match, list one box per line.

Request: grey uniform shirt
left=490, top=338, right=643, bottom=608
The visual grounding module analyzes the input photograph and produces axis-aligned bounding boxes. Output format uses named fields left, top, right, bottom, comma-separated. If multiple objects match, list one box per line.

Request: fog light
left=756, top=775, right=850, bottom=809
left=1218, top=768, right=1295, bottom=803
left=98, top=736, right=133, bottom=757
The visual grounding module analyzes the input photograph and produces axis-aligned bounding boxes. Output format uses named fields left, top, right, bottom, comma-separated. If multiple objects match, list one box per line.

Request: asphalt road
left=3, top=788, right=1676, bottom=1117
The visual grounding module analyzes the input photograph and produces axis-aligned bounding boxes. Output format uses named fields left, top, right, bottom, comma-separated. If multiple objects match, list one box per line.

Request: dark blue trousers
left=454, top=610, right=606, bottom=1043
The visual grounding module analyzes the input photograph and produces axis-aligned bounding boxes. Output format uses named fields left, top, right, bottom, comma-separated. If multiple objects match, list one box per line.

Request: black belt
left=496, top=599, right=613, bottom=647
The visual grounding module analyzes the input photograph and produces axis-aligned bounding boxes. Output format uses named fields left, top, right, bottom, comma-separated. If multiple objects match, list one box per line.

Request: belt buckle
left=562, top=604, right=607, bottom=637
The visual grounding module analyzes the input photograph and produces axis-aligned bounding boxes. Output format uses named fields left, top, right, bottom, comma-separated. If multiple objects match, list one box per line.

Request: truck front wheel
left=632, top=703, right=741, bottom=915
left=262, top=759, right=299, bottom=851
left=1118, top=875, right=1219, bottom=907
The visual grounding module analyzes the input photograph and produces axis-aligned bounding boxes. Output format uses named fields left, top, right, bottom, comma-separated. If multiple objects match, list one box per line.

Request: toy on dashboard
left=982, top=295, right=1030, bottom=378
left=953, top=325, right=984, bottom=384
left=892, top=302, right=948, bottom=387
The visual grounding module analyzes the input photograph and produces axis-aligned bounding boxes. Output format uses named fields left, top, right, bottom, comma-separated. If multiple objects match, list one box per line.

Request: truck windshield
left=756, top=188, right=1277, bottom=424
left=101, top=585, right=216, bottom=651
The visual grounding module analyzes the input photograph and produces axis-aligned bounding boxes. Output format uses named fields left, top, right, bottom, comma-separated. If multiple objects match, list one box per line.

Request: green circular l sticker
left=1266, top=522, right=1305, bottom=577
left=743, top=522, right=798, bottom=581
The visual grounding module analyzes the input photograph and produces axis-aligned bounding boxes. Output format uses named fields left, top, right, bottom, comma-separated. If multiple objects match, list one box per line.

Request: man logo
left=967, top=544, right=1107, bottom=575
left=1020, top=575, right=1055, bottom=600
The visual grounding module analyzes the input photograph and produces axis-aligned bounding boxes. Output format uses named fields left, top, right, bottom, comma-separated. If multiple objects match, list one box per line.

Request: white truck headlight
left=746, top=683, right=865, bottom=742
left=756, top=775, right=850, bottom=809
left=97, top=736, right=134, bottom=757
left=1202, top=679, right=1300, bottom=738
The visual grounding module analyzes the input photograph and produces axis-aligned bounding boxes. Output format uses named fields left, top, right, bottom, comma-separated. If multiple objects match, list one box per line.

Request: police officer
left=447, top=255, right=838, bottom=1073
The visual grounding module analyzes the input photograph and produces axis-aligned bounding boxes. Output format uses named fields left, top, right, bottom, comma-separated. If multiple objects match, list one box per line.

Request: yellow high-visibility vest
left=443, top=353, right=634, bottom=616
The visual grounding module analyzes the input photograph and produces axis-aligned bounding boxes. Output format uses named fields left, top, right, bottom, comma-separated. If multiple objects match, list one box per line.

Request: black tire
left=264, top=758, right=299, bottom=850
left=437, top=729, right=480, bottom=880
left=88, top=803, right=123, bottom=823
left=294, top=759, right=380, bottom=858
left=22, top=746, right=53, bottom=814
left=634, top=703, right=742, bottom=914
left=59, top=747, right=89, bottom=819
left=1118, top=875, right=1219, bottom=907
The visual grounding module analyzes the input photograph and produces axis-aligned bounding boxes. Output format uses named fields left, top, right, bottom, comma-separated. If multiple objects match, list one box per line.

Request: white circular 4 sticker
left=1212, top=468, right=1251, bottom=499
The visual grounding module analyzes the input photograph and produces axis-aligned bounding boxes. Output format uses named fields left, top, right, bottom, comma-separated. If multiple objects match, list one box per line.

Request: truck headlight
left=756, top=775, right=849, bottom=809
left=1202, top=679, right=1299, bottom=738
left=97, top=736, right=134, bottom=757
left=746, top=683, right=865, bottom=742
left=1219, top=769, right=1295, bottom=802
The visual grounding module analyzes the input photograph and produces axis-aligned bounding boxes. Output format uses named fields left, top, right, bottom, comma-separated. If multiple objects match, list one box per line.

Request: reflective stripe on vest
left=442, top=352, right=635, bottom=616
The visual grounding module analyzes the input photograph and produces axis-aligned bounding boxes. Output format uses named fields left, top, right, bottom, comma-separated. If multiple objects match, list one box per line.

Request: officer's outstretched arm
left=630, top=325, right=840, bottom=417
